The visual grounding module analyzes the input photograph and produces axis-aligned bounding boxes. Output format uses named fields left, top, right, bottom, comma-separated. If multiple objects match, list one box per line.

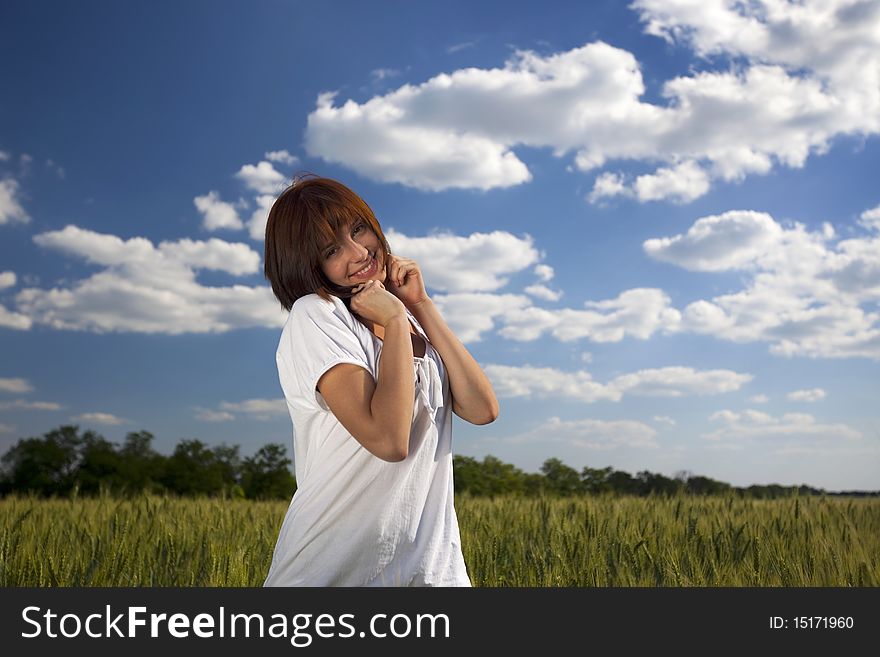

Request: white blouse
left=263, top=293, right=471, bottom=586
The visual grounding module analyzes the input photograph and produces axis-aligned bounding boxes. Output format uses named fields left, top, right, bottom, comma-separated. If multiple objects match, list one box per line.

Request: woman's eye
left=324, top=246, right=338, bottom=258
left=353, top=223, right=365, bottom=235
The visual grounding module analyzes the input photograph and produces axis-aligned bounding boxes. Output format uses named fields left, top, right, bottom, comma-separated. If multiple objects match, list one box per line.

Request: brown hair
left=264, top=175, right=391, bottom=311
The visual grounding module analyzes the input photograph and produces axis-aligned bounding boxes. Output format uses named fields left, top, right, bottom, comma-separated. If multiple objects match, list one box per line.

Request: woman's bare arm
left=317, top=283, right=415, bottom=461
left=408, top=297, right=499, bottom=425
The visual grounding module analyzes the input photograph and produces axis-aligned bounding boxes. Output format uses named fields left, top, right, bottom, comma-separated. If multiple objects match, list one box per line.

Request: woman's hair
left=264, top=174, right=391, bottom=311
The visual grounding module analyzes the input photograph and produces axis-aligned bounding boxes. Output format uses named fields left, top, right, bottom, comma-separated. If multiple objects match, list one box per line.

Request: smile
left=350, top=255, right=378, bottom=280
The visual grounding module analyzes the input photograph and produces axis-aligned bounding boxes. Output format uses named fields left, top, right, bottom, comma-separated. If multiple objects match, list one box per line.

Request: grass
left=1, top=492, right=877, bottom=586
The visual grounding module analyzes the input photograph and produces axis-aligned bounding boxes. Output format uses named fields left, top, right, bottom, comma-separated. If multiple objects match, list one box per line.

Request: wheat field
left=1, top=493, right=877, bottom=586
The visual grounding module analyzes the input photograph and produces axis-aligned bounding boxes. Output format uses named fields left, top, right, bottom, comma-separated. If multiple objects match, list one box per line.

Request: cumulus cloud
left=0, top=306, right=33, bottom=330
left=17, top=225, right=281, bottom=334
left=0, top=400, right=62, bottom=411
left=194, top=407, right=236, bottom=422
left=860, top=204, right=880, bottom=232
left=264, top=150, right=299, bottom=166
left=497, top=415, right=660, bottom=451
left=433, top=293, right=532, bottom=343
left=499, top=288, right=681, bottom=343
left=787, top=388, right=827, bottom=402
left=218, top=398, right=288, bottom=421
left=247, top=194, right=275, bottom=241
left=749, top=394, right=770, bottom=404
left=0, top=179, right=30, bottom=225
left=596, top=160, right=712, bottom=204
left=646, top=208, right=880, bottom=359
left=705, top=408, right=862, bottom=446
left=653, top=415, right=676, bottom=426
left=485, top=363, right=750, bottom=403
left=644, top=210, right=784, bottom=271
left=386, top=228, right=539, bottom=292
left=71, top=412, right=127, bottom=426
left=194, top=191, right=244, bottom=231
left=533, top=264, right=555, bottom=282
left=524, top=284, right=562, bottom=301
left=235, top=161, right=288, bottom=194
left=303, top=1, right=880, bottom=199
left=485, top=364, right=621, bottom=403
left=0, top=377, right=33, bottom=394
left=0, top=274, right=31, bottom=329
left=610, top=366, right=752, bottom=397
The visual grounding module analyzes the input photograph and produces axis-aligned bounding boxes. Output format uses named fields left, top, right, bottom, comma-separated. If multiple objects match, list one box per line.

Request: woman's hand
left=386, top=255, right=429, bottom=308
left=349, top=279, right=406, bottom=327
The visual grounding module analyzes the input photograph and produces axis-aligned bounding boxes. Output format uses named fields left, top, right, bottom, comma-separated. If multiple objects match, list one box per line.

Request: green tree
left=0, top=425, right=85, bottom=496
left=75, top=433, right=123, bottom=494
left=540, top=457, right=582, bottom=496
left=160, top=439, right=230, bottom=496
left=240, top=443, right=296, bottom=500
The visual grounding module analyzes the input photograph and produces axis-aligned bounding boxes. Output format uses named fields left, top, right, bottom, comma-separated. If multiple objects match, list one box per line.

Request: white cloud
left=371, top=68, right=401, bottom=81
left=644, top=210, right=784, bottom=271
left=787, top=388, right=827, bottom=402
left=0, top=271, right=16, bottom=289
left=303, top=3, right=880, bottom=198
left=533, top=264, right=554, bottom=282
left=610, top=366, right=752, bottom=397
left=247, top=194, right=275, bottom=241
left=634, top=160, right=710, bottom=203
left=749, top=394, right=769, bottom=404
left=0, top=423, right=14, bottom=433
left=0, top=179, right=30, bottom=225
left=524, top=284, right=562, bottom=301
left=860, top=204, right=880, bottom=232
left=235, top=161, right=287, bottom=194
left=653, top=415, right=676, bottom=426
left=386, top=228, right=539, bottom=292
left=647, top=209, right=880, bottom=359
left=218, top=398, right=288, bottom=421
left=484, top=363, right=750, bottom=403
left=433, top=293, right=532, bottom=343
left=17, top=225, right=282, bottom=334
left=0, top=378, right=33, bottom=394
left=590, top=161, right=711, bottom=204
left=0, top=305, right=32, bottom=330
left=71, top=412, right=127, bottom=426
left=588, top=172, right=629, bottom=203
left=0, top=400, right=62, bottom=411
left=194, top=407, right=236, bottom=422
left=264, top=150, right=299, bottom=166
left=485, top=364, right=621, bottom=403
left=194, top=191, right=244, bottom=231
left=497, top=415, right=660, bottom=451
left=499, top=288, right=681, bottom=343
left=705, top=407, right=862, bottom=445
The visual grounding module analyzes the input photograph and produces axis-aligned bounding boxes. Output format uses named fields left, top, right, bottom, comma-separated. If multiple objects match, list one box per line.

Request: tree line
left=1, top=425, right=871, bottom=499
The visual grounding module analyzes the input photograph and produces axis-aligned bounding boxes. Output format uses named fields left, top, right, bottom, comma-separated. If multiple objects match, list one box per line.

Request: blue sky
left=2, top=0, right=879, bottom=492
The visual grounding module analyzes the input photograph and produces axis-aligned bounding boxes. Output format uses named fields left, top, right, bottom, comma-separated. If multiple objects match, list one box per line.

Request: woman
left=262, top=175, right=498, bottom=586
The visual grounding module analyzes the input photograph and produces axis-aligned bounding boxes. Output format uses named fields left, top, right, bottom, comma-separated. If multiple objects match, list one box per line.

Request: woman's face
left=319, top=219, right=387, bottom=290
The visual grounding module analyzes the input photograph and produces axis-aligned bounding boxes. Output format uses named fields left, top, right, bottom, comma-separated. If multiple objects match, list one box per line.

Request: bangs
left=306, top=200, right=378, bottom=256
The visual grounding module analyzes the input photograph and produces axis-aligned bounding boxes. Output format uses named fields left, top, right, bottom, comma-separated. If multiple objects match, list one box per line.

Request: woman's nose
left=344, top=237, right=368, bottom=260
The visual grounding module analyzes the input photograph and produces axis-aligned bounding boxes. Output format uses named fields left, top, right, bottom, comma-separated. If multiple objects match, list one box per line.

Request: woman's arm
left=409, top=297, right=499, bottom=425
left=317, top=281, right=415, bottom=462
left=387, top=255, right=499, bottom=425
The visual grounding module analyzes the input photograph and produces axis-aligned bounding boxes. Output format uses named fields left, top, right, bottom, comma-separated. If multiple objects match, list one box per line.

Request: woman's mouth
left=350, top=255, right=378, bottom=280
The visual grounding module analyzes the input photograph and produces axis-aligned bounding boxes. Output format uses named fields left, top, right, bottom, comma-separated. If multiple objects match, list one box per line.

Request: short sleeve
left=286, top=296, right=373, bottom=409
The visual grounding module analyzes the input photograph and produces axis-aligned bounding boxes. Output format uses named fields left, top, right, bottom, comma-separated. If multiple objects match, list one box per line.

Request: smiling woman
left=261, top=175, right=498, bottom=586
